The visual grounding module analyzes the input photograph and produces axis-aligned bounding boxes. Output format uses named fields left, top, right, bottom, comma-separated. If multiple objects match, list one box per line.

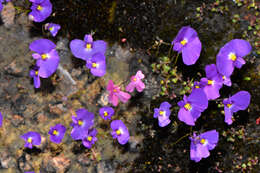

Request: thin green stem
left=172, top=133, right=190, bottom=147
left=173, top=53, right=179, bottom=66
left=167, top=44, right=173, bottom=58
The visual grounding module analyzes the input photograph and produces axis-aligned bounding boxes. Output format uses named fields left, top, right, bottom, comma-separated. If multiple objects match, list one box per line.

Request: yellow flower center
left=35, top=71, right=38, bottom=75
left=195, top=85, right=200, bottom=88
left=53, top=130, right=58, bottom=136
left=227, top=103, right=232, bottom=108
left=37, top=5, right=43, bottom=11
left=229, top=53, right=237, bottom=61
left=103, top=111, right=108, bottom=117
left=27, top=137, right=32, bottom=143
left=49, top=27, right=54, bottom=31
left=92, top=63, right=97, bottom=68
left=180, top=39, right=187, bottom=46
left=208, top=80, right=214, bottom=85
left=87, top=136, right=92, bottom=142
left=86, top=43, right=92, bottom=50
left=200, top=138, right=206, bottom=144
left=222, top=76, right=226, bottom=80
left=159, top=111, right=165, bottom=116
left=113, top=89, right=117, bottom=93
left=184, top=103, right=192, bottom=111
left=133, top=77, right=137, bottom=82
left=116, top=129, right=121, bottom=135
left=41, top=54, right=48, bottom=60
left=78, top=120, right=83, bottom=126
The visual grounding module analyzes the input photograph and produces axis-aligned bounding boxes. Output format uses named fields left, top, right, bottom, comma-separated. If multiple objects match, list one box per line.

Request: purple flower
left=29, top=66, right=41, bottom=88
left=0, top=0, right=11, bottom=12
left=190, top=130, right=219, bottom=162
left=45, top=23, right=61, bottom=37
left=70, top=34, right=107, bottom=61
left=111, top=120, right=129, bottom=145
left=28, top=0, right=52, bottom=22
left=200, top=64, right=223, bottom=100
left=82, top=128, right=97, bottom=149
left=86, top=53, right=106, bottom=77
left=126, top=70, right=145, bottom=93
left=70, top=109, right=94, bottom=140
left=216, top=39, right=252, bottom=77
left=192, top=81, right=203, bottom=90
left=178, top=88, right=208, bottom=126
left=107, top=80, right=131, bottom=106
left=171, top=26, right=202, bottom=65
left=223, top=91, right=251, bottom=125
left=99, top=106, right=114, bottom=120
left=30, top=39, right=59, bottom=78
left=0, top=112, right=3, bottom=127
left=20, top=131, right=41, bottom=149
left=221, top=75, right=232, bottom=86
left=153, top=101, right=171, bottom=127
left=48, top=124, right=66, bottom=144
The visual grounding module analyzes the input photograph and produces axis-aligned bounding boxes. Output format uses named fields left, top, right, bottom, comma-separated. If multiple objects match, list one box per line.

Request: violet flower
left=82, top=128, right=97, bottom=149
left=192, top=81, right=203, bottom=90
left=45, top=23, right=61, bottom=37
left=110, top=120, right=130, bottom=145
left=126, top=70, right=145, bottom=93
left=221, top=75, right=232, bottom=86
left=190, top=130, right=219, bottom=162
left=48, top=124, right=66, bottom=144
left=29, top=66, right=41, bottom=88
left=29, top=0, right=52, bottom=22
left=223, top=91, right=251, bottom=125
left=178, top=88, right=208, bottom=126
left=70, top=109, right=94, bottom=140
left=171, top=26, right=202, bottom=65
left=0, top=112, right=2, bottom=127
left=216, top=39, right=252, bottom=77
left=99, top=106, right=114, bottom=120
left=29, top=39, right=59, bottom=78
left=0, top=0, right=11, bottom=12
left=86, top=53, right=106, bottom=77
left=200, top=64, right=223, bottom=100
left=20, top=131, right=41, bottom=149
left=106, top=80, right=131, bottom=106
left=70, top=34, right=107, bottom=61
left=153, top=101, right=171, bottom=127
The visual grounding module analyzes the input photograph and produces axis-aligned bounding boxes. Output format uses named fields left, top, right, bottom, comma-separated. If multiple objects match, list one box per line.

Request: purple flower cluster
left=29, top=39, right=60, bottom=88
left=155, top=31, right=252, bottom=162
left=70, top=34, right=107, bottom=77
left=29, top=0, right=52, bottom=22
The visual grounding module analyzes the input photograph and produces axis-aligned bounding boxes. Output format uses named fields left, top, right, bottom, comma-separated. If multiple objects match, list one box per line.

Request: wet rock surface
left=0, top=0, right=259, bottom=173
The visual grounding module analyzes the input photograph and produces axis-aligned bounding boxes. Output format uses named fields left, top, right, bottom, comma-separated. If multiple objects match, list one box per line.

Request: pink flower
left=126, top=70, right=145, bottom=92
left=107, top=80, right=131, bottom=106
